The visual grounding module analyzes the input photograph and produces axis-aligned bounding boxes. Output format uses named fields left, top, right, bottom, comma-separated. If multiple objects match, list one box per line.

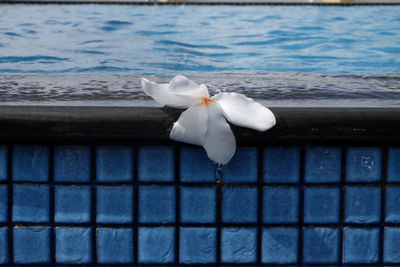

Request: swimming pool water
left=0, top=5, right=399, bottom=75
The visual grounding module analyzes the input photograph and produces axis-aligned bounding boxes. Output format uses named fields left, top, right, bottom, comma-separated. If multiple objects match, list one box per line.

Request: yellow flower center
left=199, top=97, right=213, bottom=107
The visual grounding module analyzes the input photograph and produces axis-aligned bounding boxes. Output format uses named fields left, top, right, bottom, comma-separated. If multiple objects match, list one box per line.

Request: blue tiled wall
left=0, top=228, right=7, bottom=264
left=262, top=227, right=298, bottom=264
left=0, top=145, right=399, bottom=265
left=0, top=147, right=7, bottom=181
left=13, top=227, right=50, bottom=263
left=303, top=227, right=339, bottom=264
left=13, top=185, right=49, bottom=223
left=12, top=146, right=49, bottom=182
left=139, top=227, right=174, bottom=263
left=180, top=227, right=216, bottom=264
left=54, top=146, right=90, bottom=182
left=221, top=227, right=257, bottom=263
left=55, top=186, right=91, bottom=223
left=97, top=186, right=133, bottom=223
left=97, top=228, right=133, bottom=263
left=55, top=227, right=92, bottom=264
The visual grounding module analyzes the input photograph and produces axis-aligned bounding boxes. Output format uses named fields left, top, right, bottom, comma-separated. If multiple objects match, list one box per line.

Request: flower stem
left=215, top=163, right=223, bottom=183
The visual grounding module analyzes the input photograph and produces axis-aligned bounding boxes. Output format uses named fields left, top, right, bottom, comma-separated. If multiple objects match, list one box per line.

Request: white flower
left=141, top=75, right=276, bottom=165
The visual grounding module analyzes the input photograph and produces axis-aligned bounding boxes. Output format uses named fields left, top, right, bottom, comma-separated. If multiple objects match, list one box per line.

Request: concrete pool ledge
left=1, top=105, right=400, bottom=144
left=2, top=0, right=400, bottom=3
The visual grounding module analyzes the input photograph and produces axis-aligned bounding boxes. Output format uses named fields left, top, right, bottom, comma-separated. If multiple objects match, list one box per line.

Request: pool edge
left=1, top=105, right=399, bottom=144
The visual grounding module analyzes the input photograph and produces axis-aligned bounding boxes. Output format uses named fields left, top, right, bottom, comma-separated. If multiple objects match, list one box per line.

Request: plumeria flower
left=141, top=75, right=276, bottom=165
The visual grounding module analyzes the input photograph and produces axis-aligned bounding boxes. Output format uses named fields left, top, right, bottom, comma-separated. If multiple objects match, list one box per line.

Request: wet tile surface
left=55, top=227, right=92, bottom=264
left=97, top=228, right=133, bottom=264
left=0, top=144, right=398, bottom=265
left=139, top=227, right=174, bottom=263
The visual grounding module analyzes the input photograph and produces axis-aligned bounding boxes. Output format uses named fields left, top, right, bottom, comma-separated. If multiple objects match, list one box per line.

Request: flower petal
left=169, top=75, right=209, bottom=98
left=170, top=105, right=208, bottom=146
left=203, top=102, right=236, bottom=165
left=141, top=78, right=189, bottom=108
left=213, top=92, right=276, bottom=131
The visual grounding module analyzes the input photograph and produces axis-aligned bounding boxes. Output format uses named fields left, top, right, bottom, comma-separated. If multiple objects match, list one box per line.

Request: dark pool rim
left=0, top=105, right=400, bottom=145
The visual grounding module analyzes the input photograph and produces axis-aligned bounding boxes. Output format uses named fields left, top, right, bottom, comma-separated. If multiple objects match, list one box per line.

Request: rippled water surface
left=0, top=5, right=400, bottom=74
left=1, top=73, right=400, bottom=107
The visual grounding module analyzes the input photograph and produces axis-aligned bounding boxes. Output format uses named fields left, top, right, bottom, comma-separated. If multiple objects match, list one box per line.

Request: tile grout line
left=379, top=147, right=388, bottom=266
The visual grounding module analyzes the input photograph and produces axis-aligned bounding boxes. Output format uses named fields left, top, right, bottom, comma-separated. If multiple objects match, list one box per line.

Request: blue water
left=0, top=5, right=399, bottom=74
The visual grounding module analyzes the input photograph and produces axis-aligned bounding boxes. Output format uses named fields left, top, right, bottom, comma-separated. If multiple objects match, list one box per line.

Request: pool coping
left=1, top=105, right=400, bottom=144
left=1, top=0, right=400, bottom=4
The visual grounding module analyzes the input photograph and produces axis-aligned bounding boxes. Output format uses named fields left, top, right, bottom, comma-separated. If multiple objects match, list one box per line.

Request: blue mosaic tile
left=0, top=228, right=7, bottom=264
left=138, top=227, right=174, bottom=263
left=180, top=227, right=216, bottom=264
left=305, top=147, right=341, bottom=183
left=262, top=227, right=298, bottom=264
left=12, top=145, right=49, bottom=182
left=346, top=147, right=381, bottom=182
left=388, top=148, right=400, bottom=182
left=384, top=227, right=400, bottom=263
left=386, top=187, right=400, bottom=223
left=96, top=146, right=133, bottom=182
left=221, top=228, right=257, bottom=263
left=14, top=227, right=50, bottom=264
left=181, top=187, right=215, bottom=223
left=263, top=147, right=300, bottom=183
left=54, top=146, right=90, bottom=182
left=55, top=186, right=91, bottom=223
left=139, top=186, right=175, bottom=223
left=344, top=228, right=379, bottom=264
left=138, top=146, right=174, bottom=182
left=97, top=186, right=133, bottom=223
left=263, top=187, right=298, bottom=223
left=12, top=185, right=49, bottom=223
left=345, top=186, right=381, bottom=223
left=222, top=187, right=257, bottom=223
left=97, top=228, right=133, bottom=264
left=0, top=186, right=7, bottom=222
left=303, top=227, right=339, bottom=264
left=56, top=227, right=91, bottom=264
left=180, top=147, right=215, bottom=182
left=304, top=187, right=340, bottom=223
left=223, top=147, right=257, bottom=183
left=0, top=146, right=7, bottom=181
